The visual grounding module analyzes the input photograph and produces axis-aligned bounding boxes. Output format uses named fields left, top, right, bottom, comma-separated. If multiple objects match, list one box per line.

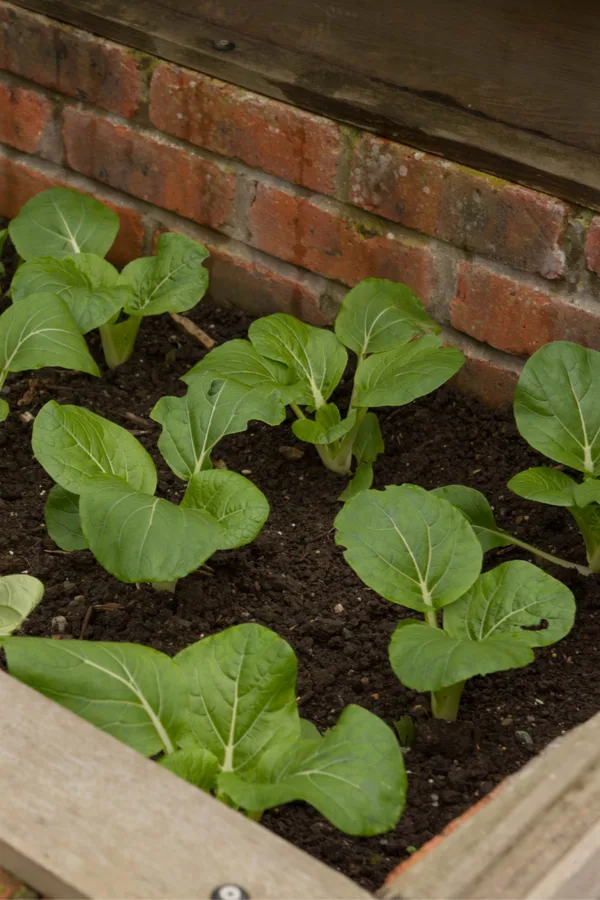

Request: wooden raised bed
left=3, top=667, right=600, bottom=899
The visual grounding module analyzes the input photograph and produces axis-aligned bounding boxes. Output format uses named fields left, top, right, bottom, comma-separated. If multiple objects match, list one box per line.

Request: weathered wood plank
left=379, top=711, right=600, bottom=899
left=9, top=0, right=600, bottom=212
left=0, top=670, right=370, bottom=900
left=168, top=0, right=600, bottom=154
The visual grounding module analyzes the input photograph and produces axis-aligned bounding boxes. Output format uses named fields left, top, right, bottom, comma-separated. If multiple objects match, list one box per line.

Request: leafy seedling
left=507, top=341, right=600, bottom=573
left=32, top=381, right=276, bottom=589
left=0, top=292, right=99, bottom=422
left=335, top=484, right=575, bottom=721
left=4, top=622, right=407, bottom=835
left=0, top=575, right=44, bottom=637
left=183, top=279, right=464, bottom=498
left=9, top=187, right=209, bottom=367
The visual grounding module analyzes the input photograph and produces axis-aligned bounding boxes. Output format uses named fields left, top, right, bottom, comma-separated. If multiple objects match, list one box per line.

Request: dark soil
left=2, top=226, right=600, bottom=892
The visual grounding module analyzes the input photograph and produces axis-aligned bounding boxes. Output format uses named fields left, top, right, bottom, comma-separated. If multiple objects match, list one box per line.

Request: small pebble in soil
left=334, top=603, right=344, bottom=613
left=51, top=615, right=68, bottom=634
left=515, top=730, right=534, bottom=747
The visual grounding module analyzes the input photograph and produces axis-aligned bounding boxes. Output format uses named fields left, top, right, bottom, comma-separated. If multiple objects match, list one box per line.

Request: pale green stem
left=245, top=809, right=263, bottom=822
left=152, top=580, right=178, bottom=593
left=99, top=316, right=142, bottom=369
left=290, top=402, right=305, bottom=419
left=431, top=681, right=466, bottom=722
left=424, top=610, right=438, bottom=628
left=509, top=534, right=591, bottom=576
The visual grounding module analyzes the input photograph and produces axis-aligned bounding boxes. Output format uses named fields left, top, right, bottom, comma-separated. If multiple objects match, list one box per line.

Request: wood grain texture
left=0, top=671, right=370, bottom=900
left=380, top=710, right=600, bottom=899
left=9, top=0, right=600, bottom=211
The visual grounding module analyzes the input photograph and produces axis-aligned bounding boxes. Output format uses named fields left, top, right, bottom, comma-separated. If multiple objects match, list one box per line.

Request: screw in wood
left=214, top=39, right=236, bottom=51
left=210, top=886, right=249, bottom=900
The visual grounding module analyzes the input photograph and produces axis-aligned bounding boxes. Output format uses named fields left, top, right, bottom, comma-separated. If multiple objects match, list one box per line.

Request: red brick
left=0, top=1, right=142, bottom=117
left=150, top=63, right=341, bottom=195
left=208, top=247, right=328, bottom=324
left=0, top=81, right=52, bottom=153
left=349, top=133, right=569, bottom=279
left=585, top=216, right=600, bottom=275
left=350, top=134, right=445, bottom=235
left=248, top=183, right=437, bottom=301
left=450, top=262, right=600, bottom=356
left=449, top=348, right=519, bottom=408
left=0, top=154, right=144, bottom=265
left=62, top=108, right=236, bottom=232
left=152, top=223, right=328, bottom=324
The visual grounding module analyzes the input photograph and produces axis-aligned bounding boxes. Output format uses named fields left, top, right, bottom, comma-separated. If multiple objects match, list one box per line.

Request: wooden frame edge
left=379, top=710, right=600, bottom=899
left=0, top=671, right=370, bottom=899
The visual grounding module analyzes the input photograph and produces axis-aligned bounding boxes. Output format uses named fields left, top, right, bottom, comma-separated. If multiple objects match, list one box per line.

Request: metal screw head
left=210, top=886, right=249, bottom=900
left=214, top=39, right=236, bottom=52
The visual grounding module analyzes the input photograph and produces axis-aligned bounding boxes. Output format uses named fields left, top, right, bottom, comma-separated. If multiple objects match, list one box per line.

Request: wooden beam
left=380, top=710, right=600, bottom=899
left=0, top=671, right=370, bottom=900
left=9, top=0, right=600, bottom=212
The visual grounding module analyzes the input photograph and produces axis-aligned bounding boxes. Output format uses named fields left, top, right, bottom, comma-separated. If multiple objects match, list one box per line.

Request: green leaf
left=445, top=560, right=576, bottom=647
left=175, top=623, right=300, bottom=776
left=4, top=637, right=187, bottom=755
left=353, top=336, right=464, bottom=407
left=151, top=373, right=285, bottom=481
left=394, top=714, right=417, bottom=749
left=337, top=463, right=373, bottom=502
left=249, top=313, right=347, bottom=408
left=0, top=575, right=44, bottom=636
left=0, top=399, right=8, bottom=422
left=292, top=404, right=357, bottom=446
left=0, top=293, right=99, bottom=377
left=573, top=479, right=600, bottom=508
left=390, top=560, right=575, bottom=692
left=182, top=339, right=302, bottom=406
left=159, top=746, right=219, bottom=792
left=11, top=254, right=129, bottom=334
left=8, top=187, right=119, bottom=260
left=335, top=278, right=440, bottom=357
left=182, top=469, right=269, bottom=550
left=45, top=484, right=87, bottom=551
left=79, top=476, right=224, bottom=584
left=431, top=485, right=515, bottom=553
left=508, top=467, right=578, bottom=507
left=119, top=233, right=209, bottom=317
left=32, top=401, right=157, bottom=495
left=353, top=412, right=384, bottom=464
left=389, top=620, right=532, bottom=692
left=220, top=705, right=406, bottom=836
left=335, top=484, right=482, bottom=612
left=515, top=341, right=600, bottom=476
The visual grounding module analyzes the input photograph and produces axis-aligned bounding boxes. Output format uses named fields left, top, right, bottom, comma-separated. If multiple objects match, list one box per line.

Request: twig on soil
left=121, top=411, right=154, bottom=427
left=79, top=605, right=94, bottom=640
left=169, top=312, right=216, bottom=349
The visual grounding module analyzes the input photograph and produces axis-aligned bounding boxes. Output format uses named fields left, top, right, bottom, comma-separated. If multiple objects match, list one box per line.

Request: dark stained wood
left=166, top=0, right=600, bottom=155
left=11, top=0, right=600, bottom=211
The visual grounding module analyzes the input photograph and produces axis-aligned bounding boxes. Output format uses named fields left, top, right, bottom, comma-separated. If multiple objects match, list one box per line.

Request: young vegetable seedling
left=4, top=622, right=407, bottom=836
left=0, top=292, right=99, bottom=422
left=508, top=341, right=600, bottom=573
left=335, top=484, right=575, bottom=721
left=434, top=342, right=600, bottom=577
left=9, top=187, right=209, bottom=368
left=183, top=279, right=464, bottom=499
left=32, top=374, right=283, bottom=589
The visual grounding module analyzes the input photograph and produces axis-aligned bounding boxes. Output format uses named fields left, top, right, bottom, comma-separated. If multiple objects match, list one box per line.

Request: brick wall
left=3, top=2, right=600, bottom=406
